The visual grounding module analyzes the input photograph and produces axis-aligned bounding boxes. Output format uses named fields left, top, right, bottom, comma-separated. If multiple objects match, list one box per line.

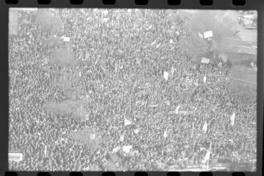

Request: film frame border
left=1, top=0, right=263, bottom=176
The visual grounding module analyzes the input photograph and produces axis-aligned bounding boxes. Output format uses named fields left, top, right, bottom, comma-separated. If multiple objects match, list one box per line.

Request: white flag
left=230, top=112, right=236, bottom=126
left=203, top=75, right=207, bottom=83
left=171, top=66, right=175, bottom=76
left=198, top=33, right=204, bottom=39
left=202, top=149, right=211, bottom=164
left=122, top=145, right=133, bottom=153
left=44, top=145, right=47, bottom=157
left=163, top=71, right=169, bottom=81
left=134, top=129, right=139, bottom=134
left=202, top=121, right=208, bottom=133
left=124, top=118, right=132, bottom=126
left=163, top=130, right=168, bottom=138
left=202, top=143, right=212, bottom=166
left=112, top=146, right=121, bottom=153
left=61, top=36, right=70, bottom=42
left=175, top=105, right=181, bottom=114
left=201, top=57, right=210, bottom=64
left=120, top=134, right=124, bottom=142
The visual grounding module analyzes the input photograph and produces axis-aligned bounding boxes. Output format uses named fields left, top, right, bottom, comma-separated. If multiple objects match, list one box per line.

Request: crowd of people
left=9, top=9, right=256, bottom=171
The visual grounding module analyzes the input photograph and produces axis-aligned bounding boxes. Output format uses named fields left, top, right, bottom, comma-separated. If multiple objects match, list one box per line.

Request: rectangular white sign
left=203, top=30, right=213, bottom=39
left=9, top=153, right=23, bottom=162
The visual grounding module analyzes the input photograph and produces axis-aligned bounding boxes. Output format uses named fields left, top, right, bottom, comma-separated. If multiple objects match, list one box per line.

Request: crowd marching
left=9, top=9, right=256, bottom=171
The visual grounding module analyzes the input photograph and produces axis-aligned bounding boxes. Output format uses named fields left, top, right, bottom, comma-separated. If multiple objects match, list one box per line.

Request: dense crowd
left=9, top=9, right=256, bottom=171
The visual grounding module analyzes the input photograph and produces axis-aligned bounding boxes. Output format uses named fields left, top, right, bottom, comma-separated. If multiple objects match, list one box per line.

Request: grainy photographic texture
left=8, top=8, right=257, bottom=171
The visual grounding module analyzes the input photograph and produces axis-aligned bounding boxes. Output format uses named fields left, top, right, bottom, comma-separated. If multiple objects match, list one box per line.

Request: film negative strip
left=0, top=0, right=263, bottom=176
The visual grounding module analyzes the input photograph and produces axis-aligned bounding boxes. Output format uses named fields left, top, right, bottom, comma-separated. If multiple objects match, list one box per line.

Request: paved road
left=238, top=28, right=257, bottom=43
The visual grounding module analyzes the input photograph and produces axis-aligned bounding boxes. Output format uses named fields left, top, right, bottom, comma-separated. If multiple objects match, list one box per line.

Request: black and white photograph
left=8, top=8, right=257, bottom=171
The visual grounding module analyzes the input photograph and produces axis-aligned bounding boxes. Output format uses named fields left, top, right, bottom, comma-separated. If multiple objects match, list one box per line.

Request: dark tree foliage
left=178, top=11, right=241, bottom=63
